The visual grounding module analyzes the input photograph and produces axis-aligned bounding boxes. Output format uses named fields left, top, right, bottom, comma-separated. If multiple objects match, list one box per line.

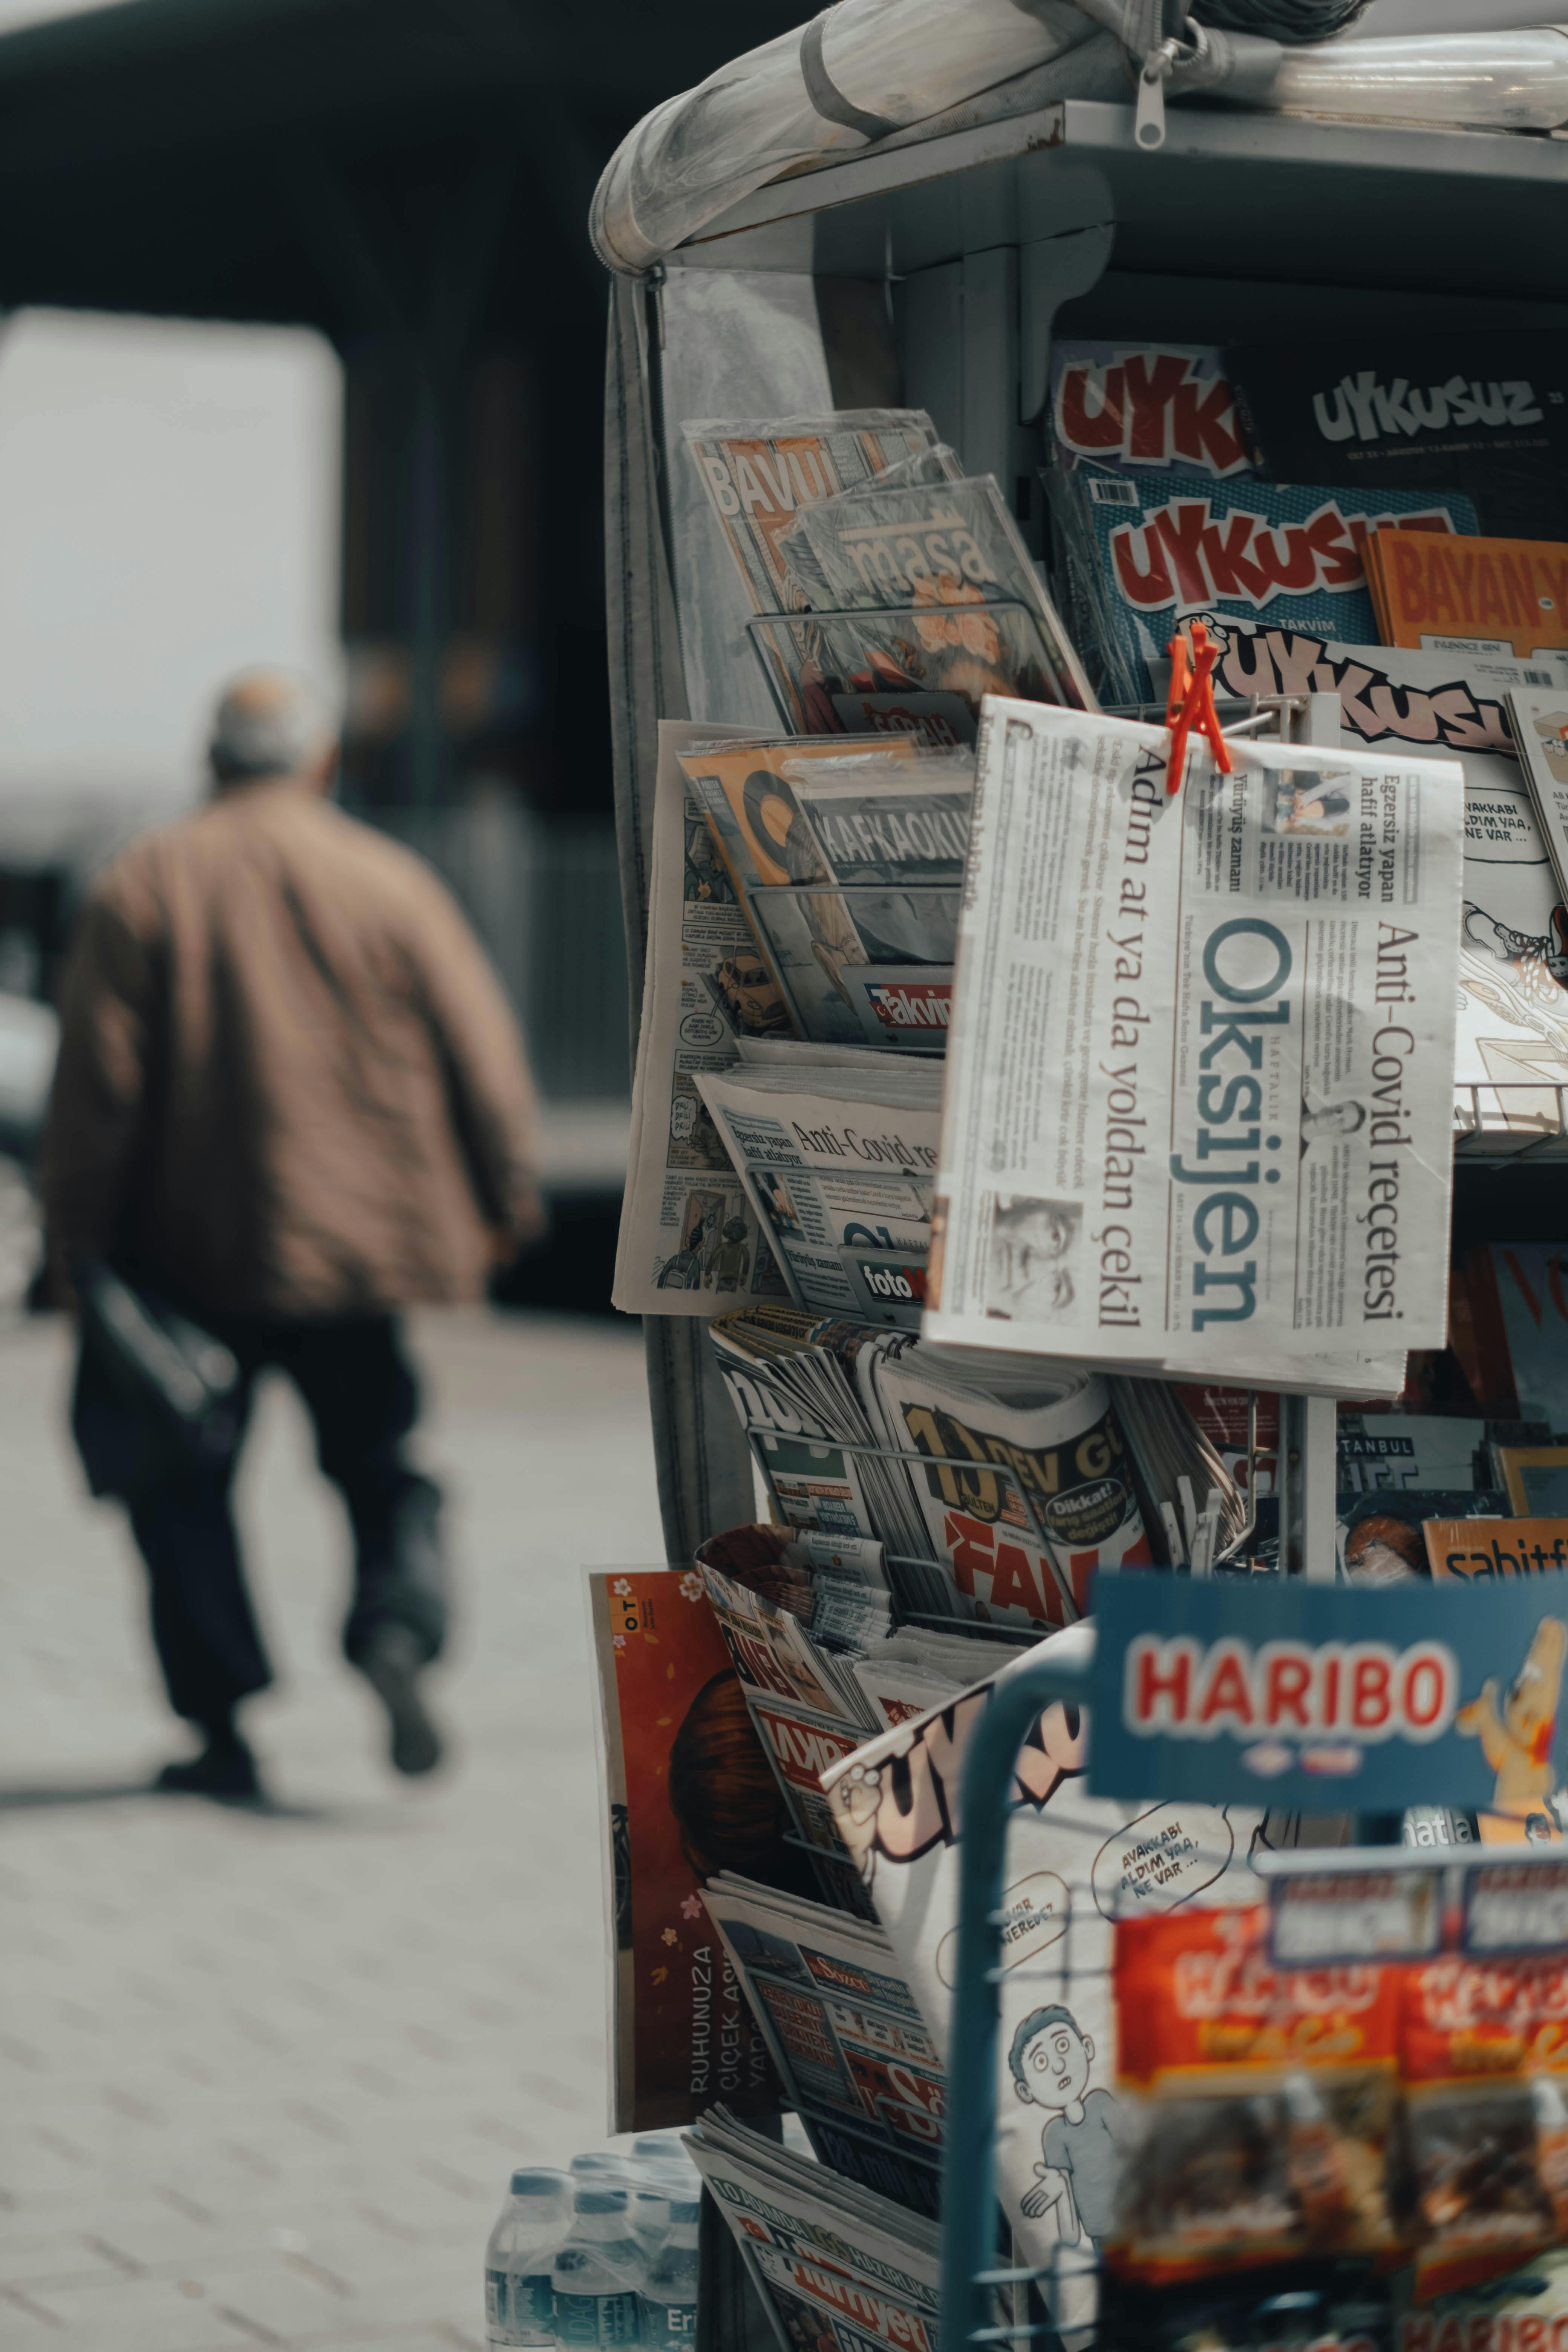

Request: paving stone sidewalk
left=0, top=1307, right=662, bottom=2351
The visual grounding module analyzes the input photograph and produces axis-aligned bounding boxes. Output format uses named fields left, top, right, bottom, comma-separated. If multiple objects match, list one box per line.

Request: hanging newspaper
left=1204, top=632, right=1568, bottom=1119
left=684, top=411, right=945, bottom=617
left=926, top=699, right=1466, bottom=1393
left=695, top=1061, right=943, bottom=1329
left=612, top=721, right=796, bottom=1317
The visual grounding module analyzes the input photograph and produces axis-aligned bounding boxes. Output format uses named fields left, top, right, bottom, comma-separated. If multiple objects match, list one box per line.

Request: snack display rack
left=599, top=53, right=1568, bottom=2352
left=936, top=1629, right=1568, bottom=2352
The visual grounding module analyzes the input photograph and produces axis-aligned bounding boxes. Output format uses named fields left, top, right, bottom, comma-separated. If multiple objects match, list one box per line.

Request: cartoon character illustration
left=656, top=1192, right=726, bottom=1289
left=1011, top=2005, right=1129, bottom=2250
left=740, top=767, right=868, bottom=1010
left=1531, top=708, right=1568, bottom=786
left=704, top=1215, right=752, bottom=1293
left=684, top=823, right=735, bottom=903
left=1457, top=1615, right=1568, bottom=1825
left=709, top=951, right=791, bottom=1038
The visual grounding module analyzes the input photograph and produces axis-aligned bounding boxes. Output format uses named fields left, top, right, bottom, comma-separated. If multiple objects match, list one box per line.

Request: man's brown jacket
left=42, top=777, right=544, bottom=1317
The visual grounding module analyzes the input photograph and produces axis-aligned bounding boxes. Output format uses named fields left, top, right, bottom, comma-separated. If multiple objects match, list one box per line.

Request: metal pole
left=938, top=1640, right=1095, bottom=2352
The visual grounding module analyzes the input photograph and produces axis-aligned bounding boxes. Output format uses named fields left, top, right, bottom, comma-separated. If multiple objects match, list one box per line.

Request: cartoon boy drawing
left=1011, top=2005, right=1128, bottom=2250
left=1457, top=1615, right=1568, bottom=1830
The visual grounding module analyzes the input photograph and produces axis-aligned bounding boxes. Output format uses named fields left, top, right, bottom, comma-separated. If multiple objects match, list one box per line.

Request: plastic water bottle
left=637, top=2197, right=699, bottom=2352
left=485, top=2168, right=571, bottom=2347
left=626, top=2185, right=671, bottom=2260
left=551, top=2187, right=645, bottom=2347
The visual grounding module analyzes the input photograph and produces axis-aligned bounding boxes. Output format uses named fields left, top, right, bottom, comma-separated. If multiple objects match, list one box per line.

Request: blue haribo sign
left=1089, top=1569, right=1568, bottom=1822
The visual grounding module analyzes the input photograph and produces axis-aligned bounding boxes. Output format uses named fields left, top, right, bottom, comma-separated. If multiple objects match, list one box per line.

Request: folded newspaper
left=693, top=1519, right=1036, bottom=1910
left=709, top=1308, right=1154, bottom=1635
left=613, top=720, right=797, bottom=1318
left=1204, top=630, right=1568, bottom=1121
left=614, top=726, right=970, bottom=1315
left=749, top=600, right=1063, bottom=746
left=820, top=1627, right=1266, bottom=2337
left=1512, top=686, right=1568, bottom=906
left=925, top=698, right=1467, bottom=1394
left=701, top=1873, right=945, bottom=2217
left=695, top=1061, right=944, bottom=1329
left=684, top=2109, right=942, bottom=2352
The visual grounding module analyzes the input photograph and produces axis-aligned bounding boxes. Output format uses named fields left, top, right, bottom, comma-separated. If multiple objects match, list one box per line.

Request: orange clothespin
left=1164, top=620, right=1234, bottom=794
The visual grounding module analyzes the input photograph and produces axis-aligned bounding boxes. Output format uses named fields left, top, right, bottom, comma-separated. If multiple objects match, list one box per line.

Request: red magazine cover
left=588, top=1567, right=782, bottom=2131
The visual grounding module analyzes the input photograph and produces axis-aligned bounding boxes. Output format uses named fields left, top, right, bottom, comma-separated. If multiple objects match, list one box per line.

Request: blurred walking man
left=42, top=672, right=545, bottom=1798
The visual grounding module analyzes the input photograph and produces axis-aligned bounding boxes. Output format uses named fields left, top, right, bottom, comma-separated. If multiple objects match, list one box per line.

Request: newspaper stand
left=598, top=51, right=1568, bottom=2352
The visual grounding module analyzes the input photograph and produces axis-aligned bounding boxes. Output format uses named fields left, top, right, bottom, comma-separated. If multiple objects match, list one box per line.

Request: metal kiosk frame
left=599, top=71, right=1568, bottom=2352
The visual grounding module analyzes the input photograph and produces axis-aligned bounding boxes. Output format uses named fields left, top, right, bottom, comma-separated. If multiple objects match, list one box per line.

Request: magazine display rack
left=599, top=51, right=1568, bottom=2352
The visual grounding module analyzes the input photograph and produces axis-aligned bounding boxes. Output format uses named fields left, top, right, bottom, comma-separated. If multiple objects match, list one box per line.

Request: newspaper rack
left=743, top=599, right=1054, bottom=744
left=743, top=1409, right=1268, bottom=1621
left=599, top=51, right=1568, bottom=2352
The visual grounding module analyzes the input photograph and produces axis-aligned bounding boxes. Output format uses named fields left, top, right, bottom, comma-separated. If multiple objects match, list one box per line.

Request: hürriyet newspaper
left=925, top=701, right=1465, bottom=1391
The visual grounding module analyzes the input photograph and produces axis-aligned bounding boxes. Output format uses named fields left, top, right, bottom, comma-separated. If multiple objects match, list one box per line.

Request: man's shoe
left=154, top=1733, right=262, bottom=1801
left=355, top=1625, right=444, bottom=1777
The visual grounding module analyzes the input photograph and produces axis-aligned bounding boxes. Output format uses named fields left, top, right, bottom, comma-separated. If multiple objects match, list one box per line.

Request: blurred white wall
left=0, top=309, right=341, bottom=830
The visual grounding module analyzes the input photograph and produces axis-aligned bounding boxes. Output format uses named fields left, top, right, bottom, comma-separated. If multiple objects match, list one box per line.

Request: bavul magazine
left=585, top=1568, right=779, bottom=2132
left=683, top=411, right=944, bottom=617
left=924, top=697, right=1465, bottom=1395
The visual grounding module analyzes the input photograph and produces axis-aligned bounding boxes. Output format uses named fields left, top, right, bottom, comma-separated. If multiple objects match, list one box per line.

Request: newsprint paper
left=612, top=721, right=793, bottom=1317
left=926, top=701, right=1466, bottom=1393
left=821, top=1626, right=1262, bottom=2339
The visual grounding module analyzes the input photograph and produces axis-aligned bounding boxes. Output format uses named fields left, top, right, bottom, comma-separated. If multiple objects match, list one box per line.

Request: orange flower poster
left=588, top=1568, right=782, bottom=2131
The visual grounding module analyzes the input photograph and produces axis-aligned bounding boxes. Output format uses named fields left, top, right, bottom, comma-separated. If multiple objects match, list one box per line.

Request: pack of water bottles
left=485, top=2133, right=702, bottom=2351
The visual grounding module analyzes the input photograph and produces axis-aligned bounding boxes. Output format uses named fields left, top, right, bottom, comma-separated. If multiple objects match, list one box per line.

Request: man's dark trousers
left=88, top=1315, right=446, bottom=1732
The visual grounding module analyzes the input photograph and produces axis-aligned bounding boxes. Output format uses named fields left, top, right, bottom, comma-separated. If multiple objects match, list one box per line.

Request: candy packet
left=1112, top=1905, right=1403, bottom=2282
left=1401, top=1956, right=1568, bottom=2300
